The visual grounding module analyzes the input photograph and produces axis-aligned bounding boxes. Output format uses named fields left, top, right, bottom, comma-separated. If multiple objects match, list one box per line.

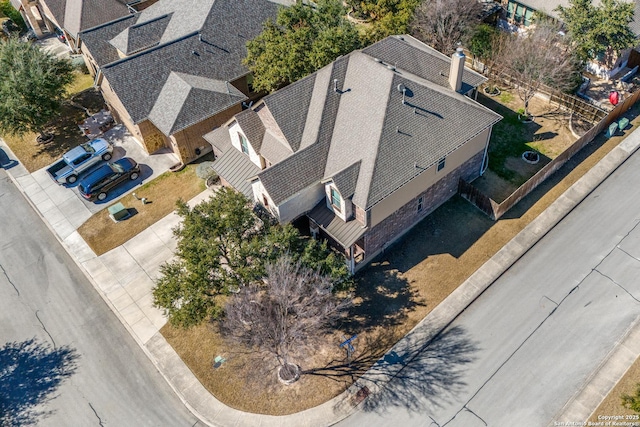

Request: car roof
left=78, top=163, right=113, bottom=190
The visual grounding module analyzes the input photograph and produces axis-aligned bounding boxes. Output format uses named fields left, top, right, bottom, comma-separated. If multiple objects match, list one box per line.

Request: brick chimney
left=449, top=47, right=465, bottom=92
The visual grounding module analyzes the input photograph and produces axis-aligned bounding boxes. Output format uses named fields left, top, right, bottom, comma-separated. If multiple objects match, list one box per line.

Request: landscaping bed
left=163, top=101, right=640, bottom=415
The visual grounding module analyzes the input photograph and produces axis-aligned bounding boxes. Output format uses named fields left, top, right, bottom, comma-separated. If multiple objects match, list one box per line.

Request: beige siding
left=369, top=128, right=490, bottom=227
left=277, top=183, right=325, bottom=223
left=172, top=105, right=241, bottom=163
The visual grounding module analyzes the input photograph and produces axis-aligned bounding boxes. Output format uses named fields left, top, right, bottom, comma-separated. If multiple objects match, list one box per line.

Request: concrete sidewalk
left=2, top=124, right=640, bottom=426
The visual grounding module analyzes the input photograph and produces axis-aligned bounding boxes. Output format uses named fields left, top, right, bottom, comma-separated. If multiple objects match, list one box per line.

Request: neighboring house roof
left=511, top=0, right=640, bottom=37
left=252, top=35, right=501, bottom=209
left=41, top=0, right=131, bottom=38
left=80, top=0, right=285, bottom=136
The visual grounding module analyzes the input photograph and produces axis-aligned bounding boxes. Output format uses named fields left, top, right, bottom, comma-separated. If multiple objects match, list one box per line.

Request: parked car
left=46, top=138, right=113, bottom=184
left=78, top=158, right=140, bottom=202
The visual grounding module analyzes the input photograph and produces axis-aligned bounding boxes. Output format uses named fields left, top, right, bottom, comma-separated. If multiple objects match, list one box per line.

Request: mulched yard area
left=163, top=94, right=640, bottom=415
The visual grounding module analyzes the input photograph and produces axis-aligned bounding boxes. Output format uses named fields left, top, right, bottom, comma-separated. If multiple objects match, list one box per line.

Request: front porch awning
left=211, top=148, right=261, bottom=199
left=308, top=201, right=367, bottom=250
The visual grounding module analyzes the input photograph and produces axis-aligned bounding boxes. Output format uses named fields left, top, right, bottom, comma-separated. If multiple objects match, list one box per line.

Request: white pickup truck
left=46, top=138, right=114, bottom=184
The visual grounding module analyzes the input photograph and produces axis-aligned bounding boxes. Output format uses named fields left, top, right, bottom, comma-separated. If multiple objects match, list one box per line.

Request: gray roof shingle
left=263, top=73, right=317, bottom=152
left=252, top=35, right=501, bottom=209
left=42, top=0, right=131, bottom=38
left=81, top=0, right=285, bottom=136
left=329, top=161, right=361, bottom=199
left=257, top=55, right=349, bottom=205
left=235, top=109, right=266, bottom=153
left=362, top=35, right=486, bottom=94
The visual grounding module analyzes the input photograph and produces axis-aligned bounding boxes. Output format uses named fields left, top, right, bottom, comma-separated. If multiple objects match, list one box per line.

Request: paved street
left=338, top=145, right=640, bottom=426
left=0, top=170, right=200, bottom=426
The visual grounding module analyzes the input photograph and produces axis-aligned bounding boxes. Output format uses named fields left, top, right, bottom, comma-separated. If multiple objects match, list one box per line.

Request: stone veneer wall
left=363, top=150, right=484, bottom=261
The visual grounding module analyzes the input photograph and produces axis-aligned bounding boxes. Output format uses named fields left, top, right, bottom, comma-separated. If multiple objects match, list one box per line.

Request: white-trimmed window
left=417, top=196, right=424, bottom=212
left=330, top=187, right=342, bottom=212
left=239, top=133, right=249, bottom=154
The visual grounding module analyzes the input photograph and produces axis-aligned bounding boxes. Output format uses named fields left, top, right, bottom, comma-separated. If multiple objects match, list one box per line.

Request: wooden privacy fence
left=460, top=88, right=640, bottom=220
left=490, top=70, right=608, bottom=123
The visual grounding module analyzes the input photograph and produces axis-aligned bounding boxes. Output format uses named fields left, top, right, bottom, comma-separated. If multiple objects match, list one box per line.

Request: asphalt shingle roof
left=257, top=55, right=349, bottom=205
left=251, top=35, right=501, bottom=209
left=362, top=35, right=486, bottom=94
left=43, top=0, right=131, bottom=38
left=81, top=0, right=284, bottom=136
left=235, top=109, right=266, bottom=153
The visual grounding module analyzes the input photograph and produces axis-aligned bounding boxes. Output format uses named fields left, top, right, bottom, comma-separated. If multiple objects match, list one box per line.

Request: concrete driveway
left=19, top=125, right=178, bottom=239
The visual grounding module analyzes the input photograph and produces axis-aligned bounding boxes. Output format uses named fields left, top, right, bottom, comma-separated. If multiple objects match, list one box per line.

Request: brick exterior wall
left=363, top=150, right=484, bottom=261
left=354, top=204, right=367, bottom=226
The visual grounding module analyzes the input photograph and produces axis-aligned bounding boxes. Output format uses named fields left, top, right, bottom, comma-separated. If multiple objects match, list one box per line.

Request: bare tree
left=410, top=0, right=483, bottom=55
left=221, top=256, right=350, bottom=384
left=491, top=21, right=582, bottom=117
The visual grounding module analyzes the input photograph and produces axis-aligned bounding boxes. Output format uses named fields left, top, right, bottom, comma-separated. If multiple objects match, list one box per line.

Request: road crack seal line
left=35, top=310, right=57, bottom=349
left=616, top=245, right=640, bottom=263
left=0, top=262, right=19, bottom=296
left=88, top=402, right=105, bottom=427
left=442, top=283, right=581, bottom=426
left=463, top=406, right=488, bottom=426
left=593, top=268, right=640, bottom=304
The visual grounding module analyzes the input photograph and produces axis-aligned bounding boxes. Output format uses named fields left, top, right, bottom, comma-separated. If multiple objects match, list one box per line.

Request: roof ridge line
left=129, top=12, right=172, bottom=29
left=103, top=31, right=200, bottom=69
left=79, top=13, right=136, bottom=36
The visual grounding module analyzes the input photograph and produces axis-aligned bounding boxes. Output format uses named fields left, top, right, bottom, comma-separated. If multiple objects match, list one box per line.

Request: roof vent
left=387, top=64, right=396, bottom=71
left=192, top=50, right=200, bottom=57
left=374, top=57, right=382, bottom=63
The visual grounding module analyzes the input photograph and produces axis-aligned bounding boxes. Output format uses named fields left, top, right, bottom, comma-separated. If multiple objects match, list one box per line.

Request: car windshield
left=110, top=163, right=124, bottom=173
left=80, top=143, right=95, bottom=154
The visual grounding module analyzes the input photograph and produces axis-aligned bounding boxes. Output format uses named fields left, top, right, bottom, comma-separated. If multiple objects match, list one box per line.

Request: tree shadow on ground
left=342, top=268, right=424, bottom=331
left=304, top=326, right=478, bottom=414
left=0, top=338, right=79, bottom=426
left=361, top=325, right=478, bottom=414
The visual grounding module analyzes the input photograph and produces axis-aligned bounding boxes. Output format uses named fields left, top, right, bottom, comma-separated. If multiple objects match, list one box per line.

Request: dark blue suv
left=78, top=158, right=140, bottom=202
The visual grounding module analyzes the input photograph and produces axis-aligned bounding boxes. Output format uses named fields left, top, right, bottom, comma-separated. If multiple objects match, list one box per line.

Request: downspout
left=480, top=126, right=493, bottom=176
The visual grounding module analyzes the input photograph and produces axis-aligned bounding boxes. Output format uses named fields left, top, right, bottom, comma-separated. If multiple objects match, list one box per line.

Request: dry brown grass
left=589, top=355, right=640, bottom=421
left=163, top=100, right=640, bottom=415
left=78, top=165, right=204, bottom=256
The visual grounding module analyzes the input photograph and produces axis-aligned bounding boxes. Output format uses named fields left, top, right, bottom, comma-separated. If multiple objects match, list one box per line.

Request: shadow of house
left=0, top=339, right=78, bottom=426
left=78, top=0, right=284, bottom=165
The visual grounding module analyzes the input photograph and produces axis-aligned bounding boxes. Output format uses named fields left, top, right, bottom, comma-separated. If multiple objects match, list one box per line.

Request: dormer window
left=239, top=133, right=249, bottom=154
left=330, top=187, right=342, bottom=212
